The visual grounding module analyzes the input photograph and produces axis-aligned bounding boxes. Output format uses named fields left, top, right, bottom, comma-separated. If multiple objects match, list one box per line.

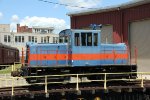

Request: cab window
left=59, top=36, right=69, bottom=43
left=94, top=33, right=98, bottom=46
left=81, top=32, right=92, bottom=46
left=87, top=33, right=92, bottom=46
left=81, top=33, right=86, bottom=46
left=59, top=37, right=64, bottom=43
left=74, top=33, right=80, bottom=46
left=74, top=32, right=98, bottom=46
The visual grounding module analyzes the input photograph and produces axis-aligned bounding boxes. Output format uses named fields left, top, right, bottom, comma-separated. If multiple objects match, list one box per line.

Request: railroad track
left=0, top=86, right=29, bottom=97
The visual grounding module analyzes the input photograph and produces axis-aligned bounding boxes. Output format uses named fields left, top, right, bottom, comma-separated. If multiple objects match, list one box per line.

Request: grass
left=0, top=64, right=22, bottom=74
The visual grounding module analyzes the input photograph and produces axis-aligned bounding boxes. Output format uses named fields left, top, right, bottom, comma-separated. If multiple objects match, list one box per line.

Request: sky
left=0, top=0, right=133, bottom=33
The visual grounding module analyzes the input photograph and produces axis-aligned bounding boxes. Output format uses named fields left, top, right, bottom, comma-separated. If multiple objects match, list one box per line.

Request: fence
left=0, top=71, right=150, bottom=96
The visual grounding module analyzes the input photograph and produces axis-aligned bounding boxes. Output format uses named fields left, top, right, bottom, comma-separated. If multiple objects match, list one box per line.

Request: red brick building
left=68, top=0, right=150, bottom=72
left=17, top=24, right=32, bottom=33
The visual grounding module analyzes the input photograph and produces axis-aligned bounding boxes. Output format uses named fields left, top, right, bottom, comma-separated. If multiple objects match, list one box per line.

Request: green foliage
left=0, top=64, right=21, bottom=74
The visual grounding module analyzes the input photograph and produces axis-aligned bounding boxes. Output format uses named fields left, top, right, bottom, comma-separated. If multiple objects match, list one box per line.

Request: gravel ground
left=0, top=74, right=29, bottom=88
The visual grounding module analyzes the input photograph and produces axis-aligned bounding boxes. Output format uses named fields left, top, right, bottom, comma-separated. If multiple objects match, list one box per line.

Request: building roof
left=32, top=26, right=54, bottom=30
left=67, top=0, right=150, bottom=16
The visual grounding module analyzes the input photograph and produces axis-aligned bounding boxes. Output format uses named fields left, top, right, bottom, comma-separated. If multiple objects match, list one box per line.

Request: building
left=0, top=24, right=10, bottom=32
left=0, top=24, right=59, bottom=57
left=68, top=0, right=150, bottom=72
left=32, top=26, right=54, bottom=34
left=17, top=24, right=32, bottom=33
left=17, top=24, right=55, bottom=34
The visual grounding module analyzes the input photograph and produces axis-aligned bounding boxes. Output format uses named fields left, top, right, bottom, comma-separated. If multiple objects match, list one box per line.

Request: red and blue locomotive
left=21, top=29, right=137, bottom=82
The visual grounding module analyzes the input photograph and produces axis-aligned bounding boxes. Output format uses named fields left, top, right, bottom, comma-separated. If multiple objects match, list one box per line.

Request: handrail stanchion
left=11, top=77, right=14, bottom=96
left=5, top=74, right=7, bottom=87
left=104, top=73, right=107, bottom=90
left=12, top=65, right=14, bottom=72
left=45, top=75, right=48, bottom=94
left=14, top=62, right=16, bottom=71
left=0, top=79, right=1, bottom=87
left=141, top=74, right=144, bottom=88
left=76, top=74, right=79, bottom=91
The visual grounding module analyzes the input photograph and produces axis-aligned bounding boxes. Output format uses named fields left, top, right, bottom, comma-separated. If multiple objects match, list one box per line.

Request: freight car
left=0, top=43, right=19, bottom=67
left=19, top=29, right=137, bottom=83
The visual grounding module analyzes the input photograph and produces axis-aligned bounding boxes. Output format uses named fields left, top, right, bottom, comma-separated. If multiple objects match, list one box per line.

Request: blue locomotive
left=20, top=29, right=137, bottom=82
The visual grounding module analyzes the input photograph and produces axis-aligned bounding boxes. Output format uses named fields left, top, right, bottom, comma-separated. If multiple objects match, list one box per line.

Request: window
left=75, top=33, right=80, bottom=46
left=59, top=37, right=63, bottom=43
left=4, top=35, right=11, bottom=42
left=28, top=36, right=31, bottom=42
left=64, top=37, right=68, bottom=43
left=56, top=37, right=58, bottom=43
left=19, top=36, right=21, bottom=42
left=79, top=32, right=97, bottom=46
left=47, top=37, right=49, bottom=43
left=44, top=37, right=46, bottom=43
left=53, top=37, right=59, bottom=43
left=35, top=37, right=37, bottom=43
left=15, top=36, right=24, bottom=43
left=4, top=35, right=7, bottom=42
left=94, top=33, right=98, bottom=46
left=81, top=33, right=86, bottom=46
left=87, top=33, right=92, bottom=46
left=15, top=36, right=17, bottom=42
left=22, top=36, right=24, bottom=42
left=53, top=37, right=55, bottom=43
left=41, top=37, right=43, bottom=43
left=32, top=36, right=34, bottom=42
left=8, top=35, right=11, bottom=42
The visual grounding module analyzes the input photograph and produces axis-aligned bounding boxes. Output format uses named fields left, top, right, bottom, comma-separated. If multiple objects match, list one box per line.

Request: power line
left=38, top=0, right=96, bottom=9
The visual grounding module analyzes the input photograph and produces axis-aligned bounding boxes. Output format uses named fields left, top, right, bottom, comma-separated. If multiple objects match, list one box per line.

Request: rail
left=0, top=71, right=150, bottom=96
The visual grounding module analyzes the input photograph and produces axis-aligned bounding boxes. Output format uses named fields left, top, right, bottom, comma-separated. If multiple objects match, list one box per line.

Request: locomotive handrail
left=0, top=65, right=10, bottom=66
left=1, top=72, right=150, bottom=96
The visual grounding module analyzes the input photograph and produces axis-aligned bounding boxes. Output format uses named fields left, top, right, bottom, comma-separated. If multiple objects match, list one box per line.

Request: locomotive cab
left=71, top=30, right=101, bottom=66
left=59, top=29, right=128, bottom=66
left=59, top=29, right=101, bottom=66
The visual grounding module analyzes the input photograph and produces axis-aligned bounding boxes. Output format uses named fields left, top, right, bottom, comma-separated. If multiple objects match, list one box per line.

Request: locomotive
left=20, top=29, right=137, bottom=82
left=0, top=43, right=19, bottom=67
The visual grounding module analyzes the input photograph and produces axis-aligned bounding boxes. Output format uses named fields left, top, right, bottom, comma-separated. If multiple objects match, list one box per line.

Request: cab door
left=71, top=30, right=100, bottom=66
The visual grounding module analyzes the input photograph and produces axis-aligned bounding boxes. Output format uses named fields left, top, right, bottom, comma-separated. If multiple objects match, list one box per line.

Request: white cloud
left=59, top=0, right=102, bottom=11
left=10, top=16, right=69, bottom=33
left=11, top=15, right=19, bottom=22
left=0, top=12, right=3, bottom=19
left=10, top=22, right=17, bottom=32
